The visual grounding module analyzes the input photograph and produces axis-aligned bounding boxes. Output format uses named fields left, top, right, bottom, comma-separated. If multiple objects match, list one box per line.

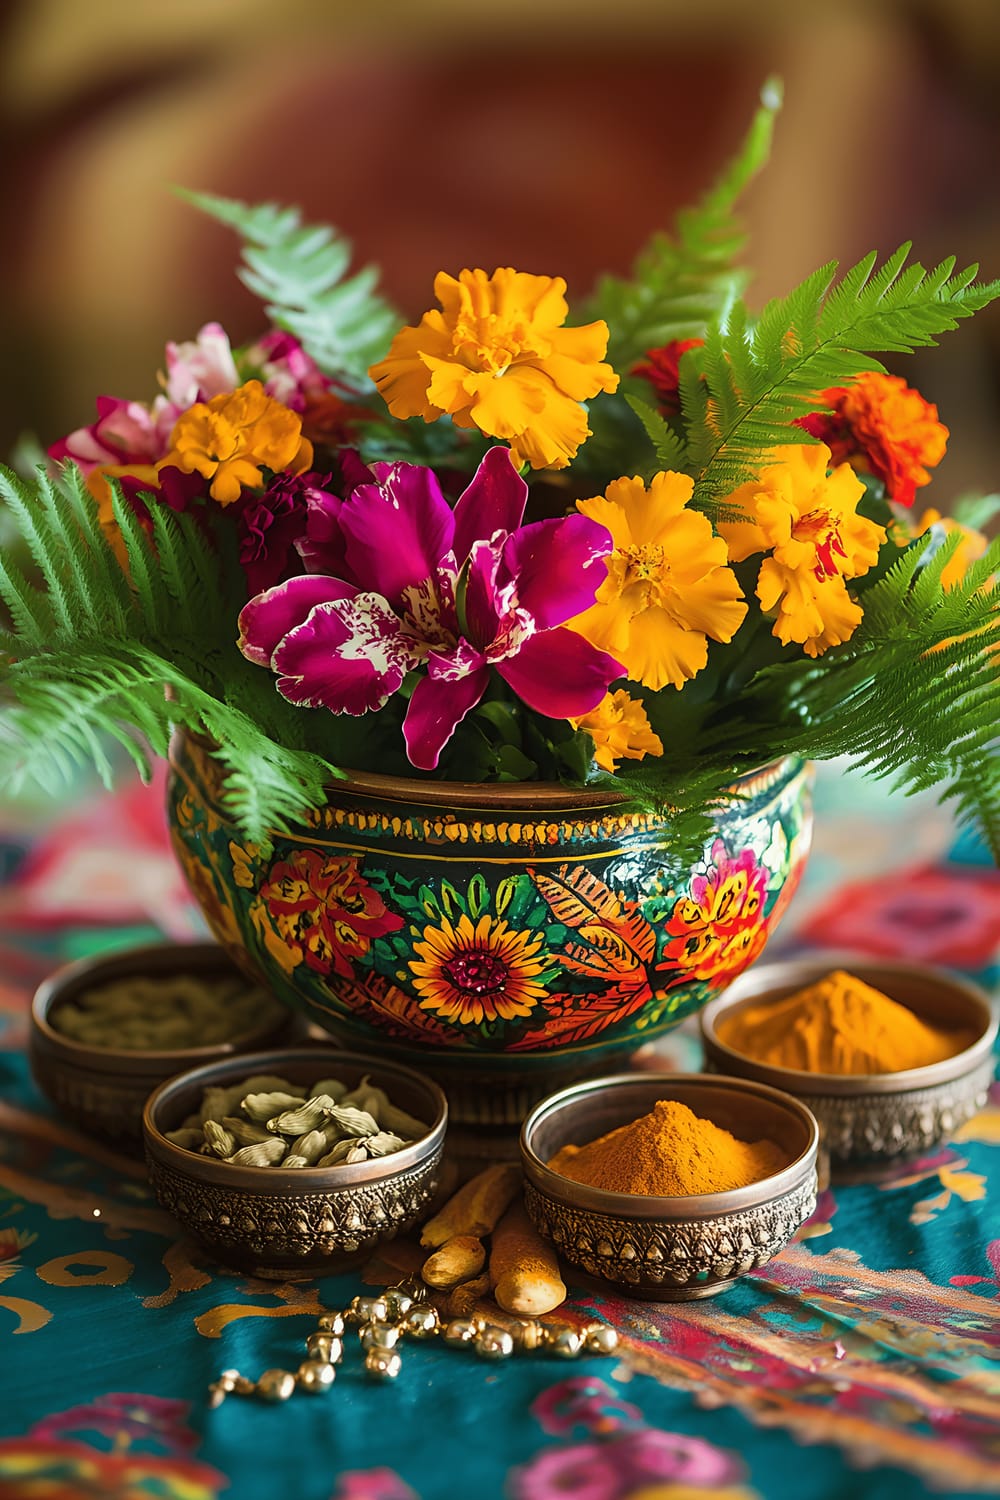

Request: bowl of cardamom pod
left=29, top=940, right=305, bottom=1147
left=142, top=1046, right=448, bottom=1278
left=700, top=953, right=997, bottom=1164
left=521, top=1072, right=819, bottom=1301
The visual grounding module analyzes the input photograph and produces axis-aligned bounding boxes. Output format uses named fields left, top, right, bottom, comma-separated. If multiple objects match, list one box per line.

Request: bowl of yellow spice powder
left=701, top=953, right=997, bottom=1164
left=520, top=1073, right=819, bottom=1300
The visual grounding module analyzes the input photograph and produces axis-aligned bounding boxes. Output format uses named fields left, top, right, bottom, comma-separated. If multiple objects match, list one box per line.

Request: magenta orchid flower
left=245, top=329, right=332, bottom=412
left=238, top=446, right=622, bottom=769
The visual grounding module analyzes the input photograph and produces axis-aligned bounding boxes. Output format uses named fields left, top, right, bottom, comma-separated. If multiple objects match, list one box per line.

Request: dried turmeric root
left=489, top=1197, right=566, bottom=1315
left=420, top=1162, right=521, bottom=1248
left=421, top=1235, right=487, bottom=1288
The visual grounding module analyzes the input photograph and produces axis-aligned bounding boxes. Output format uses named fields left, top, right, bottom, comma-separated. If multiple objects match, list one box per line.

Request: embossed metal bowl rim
left=700, top=952, right=997, bottom=1098
left=521, top=1071, right=819, bottom=1220
left=143, top=1046, right=447, bottom=1191
left=30, top=940, right=302, bottom=1079
left=172, top=729, right=803, bottom=813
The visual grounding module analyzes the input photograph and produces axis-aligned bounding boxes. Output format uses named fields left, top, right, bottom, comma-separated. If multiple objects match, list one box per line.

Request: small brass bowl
left=30, top=941, right=304, bottom=1146
left=521, top=1073, right=818, bottom=1301
left=701, top=953, right=997, bottom=1164
left=143, top=1047, right=447, bottom=1279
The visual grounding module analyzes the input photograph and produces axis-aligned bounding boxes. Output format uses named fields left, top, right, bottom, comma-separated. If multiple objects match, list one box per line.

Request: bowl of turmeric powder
left=700, top=954, right=997, bottom=1163
left=520, top=1073, right=819, bottom=1300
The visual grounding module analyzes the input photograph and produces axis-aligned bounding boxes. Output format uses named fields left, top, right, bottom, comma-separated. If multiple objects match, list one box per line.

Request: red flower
left=661, top=840, right=770, bottom=984
left=256, top=850, right=403, bottom=979
left=631, top=338, right=704, bottom=417
left=796, top=373, right=948, bottom=508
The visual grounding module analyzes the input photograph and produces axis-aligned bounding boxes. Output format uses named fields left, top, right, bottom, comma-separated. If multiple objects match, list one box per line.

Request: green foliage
left=685, top=248, right=1000, bottom=507
left=177, top=188, right=401, bottom=391
left=0, top=463, right=342, bottom=845
left=587, top=78, right=782, bottom=372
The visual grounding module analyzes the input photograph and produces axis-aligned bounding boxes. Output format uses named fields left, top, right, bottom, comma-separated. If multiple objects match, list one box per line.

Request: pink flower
left=49, top=395, right=176, bottom=474
left=247, top=329, right=332, bottom=412
left=162, top=321, right=240, bottom=408
left=512, top=1442, right=622, bottom=1500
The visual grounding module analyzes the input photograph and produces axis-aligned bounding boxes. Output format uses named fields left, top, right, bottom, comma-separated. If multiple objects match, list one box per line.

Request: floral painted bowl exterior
left=168, top=735, right=812, bottom=1122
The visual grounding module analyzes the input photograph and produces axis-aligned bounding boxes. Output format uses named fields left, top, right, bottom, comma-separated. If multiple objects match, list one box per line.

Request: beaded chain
left=208, top=1275, right=618, bottom=1404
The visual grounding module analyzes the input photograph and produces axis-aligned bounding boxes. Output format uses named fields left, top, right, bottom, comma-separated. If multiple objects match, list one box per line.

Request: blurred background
left=1, top=0, right=999, bottom=500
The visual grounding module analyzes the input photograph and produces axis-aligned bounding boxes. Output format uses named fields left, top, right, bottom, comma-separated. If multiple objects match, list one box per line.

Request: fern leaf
left=624, top=394, right=689, bottom=471
left=177, top=188, right=401, bottom=389
left=587, top=78, right=782, bottom=370
left=687, top=248, right=1000, bottom=503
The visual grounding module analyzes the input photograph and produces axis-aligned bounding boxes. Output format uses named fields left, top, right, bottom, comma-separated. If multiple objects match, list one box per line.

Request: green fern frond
left=624, top=395, right=689, bottom=471
left=587, top=77, right=782, bottom=371
left=686, top=249, right=1000, bottom=505
left=177, top=188, right=401, bottom=390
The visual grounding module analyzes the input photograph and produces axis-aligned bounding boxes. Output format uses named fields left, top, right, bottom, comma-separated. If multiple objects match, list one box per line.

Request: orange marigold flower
left=409, top=912, right=549, bottom=1025
left=571, top=689, right=664, bottom=773
left=797, top=372, right=948, bottom=508
left=569, top=471, right=747, bottom=690
left=718, top=444, right=886, bottom=658
left=159, top=380, right=313, bottom=505
left=368, top=268, right=619, bottom=471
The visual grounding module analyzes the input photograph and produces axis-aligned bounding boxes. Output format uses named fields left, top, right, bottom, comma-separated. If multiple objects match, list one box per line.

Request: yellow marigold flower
left=571, top=690, right=664, bottom=773
left=569, top=471, right=747, bottom=690
left=718, top=444, right=886, bottom=658
left=368, top=268, right=619, bottom=470
left=913, top=507, right=988, bottom=591
left=159, top=380, right=313, bottom=505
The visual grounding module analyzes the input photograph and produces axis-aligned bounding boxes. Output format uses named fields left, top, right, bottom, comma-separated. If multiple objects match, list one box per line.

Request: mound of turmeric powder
left=718, top=969, right=973, bottom=1075
left=548, top=1098, right=785, bottom=1196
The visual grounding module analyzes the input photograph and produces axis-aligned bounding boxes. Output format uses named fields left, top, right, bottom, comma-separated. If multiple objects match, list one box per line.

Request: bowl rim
left=520, top=1069, right=819, bottom=1219
left=142, top=1044, right=448, bottom=1188
left=700, top=952, right=998, bottom=1097
left=30, top=940, right=295, bottom=1072
left=172, top=729, right=806, bottom=812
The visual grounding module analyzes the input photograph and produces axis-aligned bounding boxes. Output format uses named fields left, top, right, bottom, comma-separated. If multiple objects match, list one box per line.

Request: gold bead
left=510, top=1320, right=545, bottom=1352
left=256, top=1368, right=297, bottom=1402
left=443, top=1317, right=481, bottom=1345
left=475, top=1326, right=514, bottom=1360
left=396, top=1275, right=430, bottom=1302
left=583, top=1324, right=619, bottom=1356
left=382, top=1289, right=413, bottom=1320
left=317, top=1312, right=346, bottom=1336
left=365, top=1348, right=402, bottom=1380
left=402, top=1305, right=440, bottom=1339
left=305, top=1332, right=343, bottom=1364
left=349, top=1294, right=389, bottom=1324
left=549, top=1328, right=585, bottom=1359
left=296, top=1359, right=336, bottom=1392
left=359, top=1321, right=400, bottom=1352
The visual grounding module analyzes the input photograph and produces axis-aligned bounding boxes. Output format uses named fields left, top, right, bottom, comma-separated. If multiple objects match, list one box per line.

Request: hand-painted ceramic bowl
left=520, top=1072, right=819, bottom=1300
left=700, top=953, right=997, bottom=1163
left=143, top=1047, right=447, bottom=1278
left=29, top=940, right=305, bottom=1146
left=168, top=733, right=813, bottom=1124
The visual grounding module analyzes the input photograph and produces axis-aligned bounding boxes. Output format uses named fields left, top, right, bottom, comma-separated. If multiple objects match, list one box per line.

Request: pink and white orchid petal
left=499, top=513, right=613, bottom=629
left=463, top=540, right=505, bottom=649
left=496, top=627, right=622, bottom=718
left=341, top=463, right=455, bottom=606
left=451, top=445, right=528, bottom=565
left=403, top=662, right=490, bottom=771
left=273, top=592, right=416, bottom=716
left=237, top=575, right=357, bottom=667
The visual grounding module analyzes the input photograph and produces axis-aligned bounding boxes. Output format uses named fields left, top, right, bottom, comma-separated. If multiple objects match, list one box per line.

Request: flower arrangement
left=1, top=81, right=998, bottom=861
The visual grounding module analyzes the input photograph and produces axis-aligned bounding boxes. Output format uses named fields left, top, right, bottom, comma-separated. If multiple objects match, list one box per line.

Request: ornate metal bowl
left=700, top=953, right=997, bottom=1164
left=168, top=732, right=814, bottom=1127
left=520, top=1073, right=818, bottom=1301
left=143, top=1047, right=447, bottom=1279
left=29, top=940, right=303, bottom=1147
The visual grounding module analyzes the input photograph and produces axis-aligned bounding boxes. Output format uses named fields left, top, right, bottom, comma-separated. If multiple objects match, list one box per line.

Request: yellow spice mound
left=548, top=1098, right=785, bottom=1197
left=719, top=969, right=972, bottom=1075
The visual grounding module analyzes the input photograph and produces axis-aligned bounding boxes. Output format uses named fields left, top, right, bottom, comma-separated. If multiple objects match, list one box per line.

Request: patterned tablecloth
left=1, top=762, right=999, bottom=1500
